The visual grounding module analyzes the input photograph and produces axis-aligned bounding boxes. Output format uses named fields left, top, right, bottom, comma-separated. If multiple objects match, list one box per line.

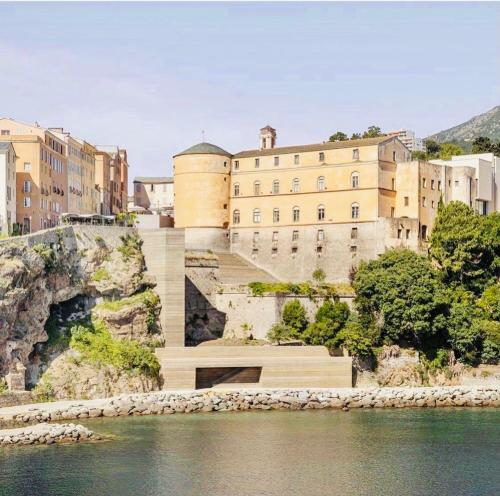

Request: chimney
left=259, top=125, right=276, bottom=149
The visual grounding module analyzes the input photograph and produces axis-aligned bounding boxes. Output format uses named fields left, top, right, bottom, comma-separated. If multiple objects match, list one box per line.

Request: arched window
left=292, top=178, right=300, bottom=193
left=272, top=179, right=280, bottom=194
left=351, top=172, right=359, bottom=189
left=317, top=176, right=325, bottom=191
left=233, top=183, right=240, bottom=196
left=317, top=204, right=325, bottom=221
left=351, top=202, right=360, bottom=219
left=292, top=206, right=300, bottom=222
left=253, top=208, right=261, bottom=223
left=254, top=181, right=261, bottom=195
left=273, top=208, right=280, bottom=223
left=233, top=209, right=240, bottom=224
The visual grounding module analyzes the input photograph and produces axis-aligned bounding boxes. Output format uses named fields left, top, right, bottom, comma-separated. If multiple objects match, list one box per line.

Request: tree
left=267, top=323, right=294, bottom=345
left=362, top=126, right=384, bottom=138
left=351, top=133, right=361, bottom=140
left=425, top=139, right=441, bottom=157
left=282, top=299, right=308, bottom=335
left=312, top=268, right=326, bottom=283
left=472, top=136, right=493, bottom=154
left=353, top=249, right=447, bottom=347
left=302, top=301, right=350, bottom=348
left=429, top=202, right=498, bottom=292
left=411, top=150, right=427, bottom=160
left=333, top=321, right=373, bottom=358
left=439, top=143, right=463, bottom=160
left=329, top=131, right=348, bottom=142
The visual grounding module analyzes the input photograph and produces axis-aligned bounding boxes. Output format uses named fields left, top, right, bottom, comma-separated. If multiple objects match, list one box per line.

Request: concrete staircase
left=215, top=252, right=277, bottom=284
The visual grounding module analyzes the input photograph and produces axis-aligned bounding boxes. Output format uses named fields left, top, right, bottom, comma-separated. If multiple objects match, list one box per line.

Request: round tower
left=173, top=142, right=232, bottom=250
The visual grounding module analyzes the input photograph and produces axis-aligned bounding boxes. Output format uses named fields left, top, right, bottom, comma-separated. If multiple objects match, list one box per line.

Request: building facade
left=94, top=150, right=112, bottom=215
left=388, top=129, right=426, bottom=153
left=0, top=142, right=16, bottom=235
left=133, top=176, right=174, bottom=215
left=96, top=146, right=128, bottom=215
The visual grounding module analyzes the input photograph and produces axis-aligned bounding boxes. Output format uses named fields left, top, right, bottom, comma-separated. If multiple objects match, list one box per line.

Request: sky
left=0, top=1, right=498, bottom=182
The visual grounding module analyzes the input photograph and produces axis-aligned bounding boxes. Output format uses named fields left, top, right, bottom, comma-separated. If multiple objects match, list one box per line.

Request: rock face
left=43, top=350, right=160, bottom=400
left=0, top=226, right=159, bottom=398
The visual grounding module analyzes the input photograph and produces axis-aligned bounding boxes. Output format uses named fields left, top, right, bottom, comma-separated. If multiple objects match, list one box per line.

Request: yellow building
left=95, top=150, right=112, bottom=215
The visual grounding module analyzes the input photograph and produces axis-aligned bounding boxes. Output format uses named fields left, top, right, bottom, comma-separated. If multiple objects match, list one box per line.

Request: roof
left=233, top=136, right=392, bottom=158
left=174, top=142, right=232, bottom=158
left=133, top=176, right=173, bottom=184
left=0, top=142, right=13, bottom=151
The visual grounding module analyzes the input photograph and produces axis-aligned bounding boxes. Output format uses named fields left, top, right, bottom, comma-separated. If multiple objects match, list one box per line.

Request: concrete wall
left=184, top=227, right=230, bottom=251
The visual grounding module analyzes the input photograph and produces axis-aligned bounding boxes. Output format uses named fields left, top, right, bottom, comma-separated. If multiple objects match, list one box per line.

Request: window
left=253, top=232, right=260, bottom=242
left=272, top=246, right=278, bottom=255
left=406, top=229, right=410, bottom=239
left=292, top=230, right=299, bottom=242
left=350, top=245, right=357, bottom=254
left=233, top=209, right=240, bottom=224
left=255, top=158, right=260, bottom=168
left=273, top=208, right=280, bottom=223
left=254, top=181, right=261, bottom=195
left=351, top=227, right=358, bottom=239
left=319, top=152, right=325, bottom=162
left=292, top=206, right=300, bottom=222
left=291, top=246, right=298, bottom=254
left=232, top=232, right=239, bottom=243
left=253, top=209, right=261, bottom=223
left=317, top=176, right=325, bottom=191
left=351, top=172, right=359, bottom=189
left=234, top=160, right=239, bottom=171
left=422, top=178, right=427, bottom=188
left=23, top=180, right=31, bottom=193
left=392, top=178, right=395, bottom=190
left=404, top=196, right=409, bottom=206
left=431, top=179, right=435, bottom=190
left=317, top=204, right=325, bottom=221
left=272, top=180, right=280, bottom=194
left=24, top=162, right=32, bottom=172
left=431, top=200, right=435, bottom=209
left=294, top=155, right=300, bottom=165
left=422, top=196, right=427, bottom=207
left=1, top=130, right=10, bottom=135
left=23, top=197, right=31, bottom=207
left=454, top=180, right=459, bottom=187
left=391, top=207, right=395, bottom=218
left=438, top=180, right=441, bottom=191
left=233, top=183, right=240, bottom=196
left=292, top=178, right=300, bottom=193
left=150, top=184, right=154, bottom=192
left=317, top=229, right=325, bottom=241
left=223, top=203, right=227, bottom=210
left=353, top=149, right=359, bottom=160
left=223, top=161, right=227, bottom=168
left=397, top=228, right=402, bottom=239
left=392, top=151, right=396, bottom=161
left=421, top=225, right=428, bottom=240
left=351, top=202, right=360, bottom=219
left=274, top=156, right=279, bottom=166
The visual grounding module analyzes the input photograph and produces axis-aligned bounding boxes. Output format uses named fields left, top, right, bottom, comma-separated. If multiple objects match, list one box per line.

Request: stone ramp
left=156, top=346, right=353, bottom=390
left=215, top=252, right=277, bottom=284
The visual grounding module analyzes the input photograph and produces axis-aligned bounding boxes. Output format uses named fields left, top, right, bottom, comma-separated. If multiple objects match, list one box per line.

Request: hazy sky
left=0, top=2, right=498, bottom=181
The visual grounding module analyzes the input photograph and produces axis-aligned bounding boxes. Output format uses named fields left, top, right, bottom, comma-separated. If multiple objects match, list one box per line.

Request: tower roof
left=174, top=142, right=232, bottom=158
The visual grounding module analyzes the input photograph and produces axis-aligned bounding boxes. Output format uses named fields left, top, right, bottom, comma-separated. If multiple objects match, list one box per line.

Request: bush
left=282, top=299, right=308, bottom=335
left=267, top=323, right=294, bottom=345
left=91, top=267, right=111, bottom=282
left=32, top=243, right=57, bottom=272
left=333, top=321, right=373, bottom=358
left=69, top=319, right=160, bottom=377
left=118, top=233, right=143, bottom=260
left=302, top=301, right=351, bottom=348
left=312, top=268, right=326, bottom=283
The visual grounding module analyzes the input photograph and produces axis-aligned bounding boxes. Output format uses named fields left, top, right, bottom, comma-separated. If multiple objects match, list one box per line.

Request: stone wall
left=0, top=423, right=97, bottom=446
left=2, top=386, right=498, bottom=426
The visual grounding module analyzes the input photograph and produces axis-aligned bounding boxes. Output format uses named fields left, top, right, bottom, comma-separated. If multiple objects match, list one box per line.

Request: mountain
left=428, top=105, right=500, bottom=150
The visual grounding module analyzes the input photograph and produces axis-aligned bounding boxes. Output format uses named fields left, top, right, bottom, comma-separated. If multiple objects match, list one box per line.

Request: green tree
left=411, top=150, right=427, bottom=160
left=351, top=133, right=361, bottom=140
left=472, top=136, right=493, bottom=153
left=353, top=249, right=447, bottom=347
left=425, top=139, right=441, bottom=157
left=333, top=321, right=373, bottom=358
left=312, top=267, right=326, bottom=283
left=267, top=323, right=294, bottom=345
left=302, top=301, right=350, bottom=348
left=429, top=202, right=498, bottom=292
left=328, top=131, right=348, bottom=142
left=362, top=126, right=384, bottom=138
left=282, top=299, right=308, bottom=335
left=439, top=143, right=463, bottom=160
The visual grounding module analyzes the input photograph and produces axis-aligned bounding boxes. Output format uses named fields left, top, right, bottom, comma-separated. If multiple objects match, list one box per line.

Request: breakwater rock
left=0, top=422, right=97, bottom=446
left=1, top=386, right=498, bottom=425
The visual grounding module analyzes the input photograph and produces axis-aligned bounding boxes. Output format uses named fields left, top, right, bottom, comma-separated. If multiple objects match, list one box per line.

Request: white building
left=388, top=129, right=426, bottom=153
left=133, top=177, right=174, bottom=215
left=0, top=142, right=17, bottom=235
left=431, top=153, right=500, bottom=215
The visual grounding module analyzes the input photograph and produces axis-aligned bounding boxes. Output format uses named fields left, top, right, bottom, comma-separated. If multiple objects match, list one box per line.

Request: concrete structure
left=0, top=118, right=68, bottom=233
left=0, top=142, right=16, bottom=235
left=133, top=176, right=174, bottom=215
left=388, top=129, right=426, bottom=152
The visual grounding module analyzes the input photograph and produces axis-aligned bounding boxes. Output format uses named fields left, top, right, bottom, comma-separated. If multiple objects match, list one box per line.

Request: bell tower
left=259, top=125, right=276, bottom=149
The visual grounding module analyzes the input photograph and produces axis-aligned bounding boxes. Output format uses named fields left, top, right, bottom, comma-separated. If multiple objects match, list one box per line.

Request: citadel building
left=174, top=126, right=499, bottom=282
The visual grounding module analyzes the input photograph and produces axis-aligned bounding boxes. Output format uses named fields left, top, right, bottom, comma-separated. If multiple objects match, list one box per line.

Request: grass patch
left=91, top=267, right=111, bottom=282
left=248, top=281, right=353, bottom=299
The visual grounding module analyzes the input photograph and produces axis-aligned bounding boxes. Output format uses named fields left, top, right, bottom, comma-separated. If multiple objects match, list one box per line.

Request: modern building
left=0, top=142, right=16, bottom=235
left=387, top=129, right=426, bottom=153
left=0, top=118, right=68, bottom=233
left=133, top=176, right=174, bottom=215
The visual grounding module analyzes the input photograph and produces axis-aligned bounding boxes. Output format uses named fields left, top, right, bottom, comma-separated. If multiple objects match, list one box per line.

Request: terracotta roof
left=174, top=142, right=232, bottom=158
left=233, top=136, right=392, bottom=159
left=134, top=176, right=173, bottom=184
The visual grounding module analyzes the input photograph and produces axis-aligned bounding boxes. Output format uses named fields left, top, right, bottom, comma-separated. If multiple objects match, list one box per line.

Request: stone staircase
left=215, top=252, right=277, bottom=284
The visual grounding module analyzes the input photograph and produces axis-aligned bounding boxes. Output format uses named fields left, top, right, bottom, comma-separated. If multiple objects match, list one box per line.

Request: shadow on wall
left=185, top=277, right=226, bottom=346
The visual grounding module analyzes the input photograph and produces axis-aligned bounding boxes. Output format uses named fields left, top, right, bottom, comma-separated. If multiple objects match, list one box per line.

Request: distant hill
left=428, top=105, right=500, bottom=150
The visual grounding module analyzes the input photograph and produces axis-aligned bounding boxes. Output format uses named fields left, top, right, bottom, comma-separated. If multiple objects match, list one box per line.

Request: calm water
left=1, top=408, right=499, bottom=496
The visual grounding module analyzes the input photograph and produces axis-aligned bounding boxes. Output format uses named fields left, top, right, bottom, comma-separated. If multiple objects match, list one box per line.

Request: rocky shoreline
left=0, top=386, right=498, bottom=426
left=0, top=422, right=97, bottom=446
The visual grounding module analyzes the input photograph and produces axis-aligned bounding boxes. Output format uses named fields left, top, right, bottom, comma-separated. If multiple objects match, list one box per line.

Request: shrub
left=267, top=323, right=294, bottom=345
left=282, top=299, right=308, bottom=335
left=91, top=267, right=111, bottom=282
left=333, top=321, right=373, bottom=358
left=118, top=233, right=143, bottom=260
left=32, top=243, right=57, bottom=272
left=312, top=268, right=326, bottom=283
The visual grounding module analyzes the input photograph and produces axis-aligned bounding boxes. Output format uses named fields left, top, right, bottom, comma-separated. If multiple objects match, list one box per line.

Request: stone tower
left=260, top=125, right=276, bottom=150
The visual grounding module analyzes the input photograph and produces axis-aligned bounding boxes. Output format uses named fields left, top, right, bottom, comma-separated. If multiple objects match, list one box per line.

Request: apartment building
left=96, top=146, right=128, bottom=214
left=0, top=142, right=16, bottom=235
left=94, top=150, right=112, bottom=215
left=133, top=176, right=174, bottom=215
left=0, top=118, right=67, bottom=233
left=387, top=129, right=426, bottom=153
